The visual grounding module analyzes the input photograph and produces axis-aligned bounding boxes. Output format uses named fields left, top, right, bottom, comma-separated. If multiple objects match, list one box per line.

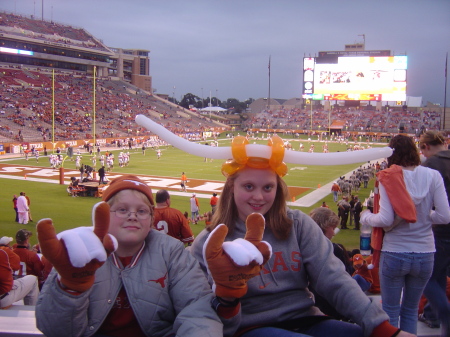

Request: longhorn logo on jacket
left=148, top=272, right=168, bottom=288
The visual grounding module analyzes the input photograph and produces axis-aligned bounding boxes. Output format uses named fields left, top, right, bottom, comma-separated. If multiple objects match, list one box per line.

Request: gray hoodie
left=191, top=208, right=391, bottom=337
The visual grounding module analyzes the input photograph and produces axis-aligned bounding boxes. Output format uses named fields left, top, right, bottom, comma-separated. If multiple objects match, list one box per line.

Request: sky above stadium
left=2, top=0, right=450, bottom=106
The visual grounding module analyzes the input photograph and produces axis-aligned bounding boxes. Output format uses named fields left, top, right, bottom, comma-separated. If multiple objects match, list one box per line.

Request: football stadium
left=0, top=11, right=447, bottom=242
left=0, top=8, right=448, bottom=336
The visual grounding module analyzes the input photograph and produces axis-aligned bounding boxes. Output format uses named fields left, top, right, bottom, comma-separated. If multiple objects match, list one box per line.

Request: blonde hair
left=210, top=170, right=293, bottom=240
left=309, top=207, right=339, bottom=234
left=419, top=130, right=446, bottom=148
left=107, top=189, right=154, bottom=226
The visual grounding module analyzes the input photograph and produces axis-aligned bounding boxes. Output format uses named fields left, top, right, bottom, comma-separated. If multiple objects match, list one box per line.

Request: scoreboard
left=303, top=50, right=407, bottom=101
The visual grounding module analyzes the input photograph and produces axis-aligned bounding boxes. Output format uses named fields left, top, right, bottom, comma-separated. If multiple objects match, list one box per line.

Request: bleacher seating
left=0, top=299, right=441, bottom=336
left=242, top=106, right=437, bottom=135
left=0, top=305, right=43, bottom=336
left=0, top=12, right=108, bottom=52
left=0, top=65, right=225, bottom=143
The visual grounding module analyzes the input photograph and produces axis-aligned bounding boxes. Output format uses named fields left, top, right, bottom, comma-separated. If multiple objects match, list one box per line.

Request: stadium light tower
left=201, top=88, right=204, bottom=108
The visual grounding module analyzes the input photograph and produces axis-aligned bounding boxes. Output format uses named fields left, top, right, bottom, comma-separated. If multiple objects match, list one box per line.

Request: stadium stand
left=0, top=65, right=226, bottom=143
left=0, top=11, right=442, bottom=145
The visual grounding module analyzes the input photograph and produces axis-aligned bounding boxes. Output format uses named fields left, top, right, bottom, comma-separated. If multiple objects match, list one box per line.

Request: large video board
left=303, top=54, right=407, bottom=101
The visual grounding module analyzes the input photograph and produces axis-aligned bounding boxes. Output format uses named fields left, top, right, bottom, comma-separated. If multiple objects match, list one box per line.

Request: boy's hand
left=37, top=202, right=117, bottom=292
left=204, top=213, right=272, bottom=298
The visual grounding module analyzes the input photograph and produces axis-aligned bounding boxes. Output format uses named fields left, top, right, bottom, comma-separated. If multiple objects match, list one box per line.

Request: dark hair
left=210, top=170, right=293, bottom=240
left=155, top=189, right=170, bottom=203
left=387, top=135, right=420, bottom=167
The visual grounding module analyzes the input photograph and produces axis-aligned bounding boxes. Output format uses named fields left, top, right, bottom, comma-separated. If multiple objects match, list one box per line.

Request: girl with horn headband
left=135, top=115, right=415, bottom=337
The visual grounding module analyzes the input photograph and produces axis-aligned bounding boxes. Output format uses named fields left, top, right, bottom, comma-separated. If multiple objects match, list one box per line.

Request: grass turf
left=0, top=137, right=379, bottom=251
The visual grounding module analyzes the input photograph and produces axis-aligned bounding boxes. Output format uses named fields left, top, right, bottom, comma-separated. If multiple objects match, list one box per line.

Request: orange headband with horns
left=222, top=135, right=288, bottom=177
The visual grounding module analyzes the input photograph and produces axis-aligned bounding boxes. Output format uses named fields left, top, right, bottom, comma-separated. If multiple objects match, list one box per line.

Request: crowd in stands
left=0, top=65, right=223, bottom=142
left=243, top=106, right=441, bottom=135
left=0, top=62, right=442, bottom=144
left=0, top=12, right=107, bottom=51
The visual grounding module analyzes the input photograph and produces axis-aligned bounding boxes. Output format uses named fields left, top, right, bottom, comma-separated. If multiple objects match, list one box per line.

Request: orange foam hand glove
left=37, top=202, right=118, bottom=293
left=204, top=213, right=272, bottom=298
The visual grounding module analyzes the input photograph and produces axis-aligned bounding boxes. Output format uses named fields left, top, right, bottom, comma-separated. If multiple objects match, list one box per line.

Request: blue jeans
left=241, top=319, right=363, bottom=337
left=332, top=191, right=338, bottom=202
left=353, top=274, right=371, bottom=292
left=423, top=237, right=450, bottom=336
left=380, top=251, right=434, bottom=334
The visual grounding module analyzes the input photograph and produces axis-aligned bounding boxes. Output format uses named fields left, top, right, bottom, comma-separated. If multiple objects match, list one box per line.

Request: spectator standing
left=353, top=196, right=363, bottom=230
left=12, top=194, right=18, bottom=222
left=79, top=164, right=84, bottom=181
left=98, top=166, right=106, bottom=184
left=331, top=182, right=341, bottom=202
left=154, top=189, right=194, bottom=246
left=337, top=195, right=351, bottom=229
left=342, top=180, right=352, bottom=196
left=361, top=135, right=450, bottom=334
left=349, top=195, right=356, bottom=227
left=181, top=172, right=187, bottom=192
left=418, top=130, right=450, bottom=335
left=366, top=194, right=374, bottom=213
left=190, top=193, right=200, bottom=224
left=210, top=193, right=219, bottom=214
left=17, top=192, right=29, bottom=225
left=362, top=171, right=370, bottom=188
left=24, top=192, right=32, bottom=222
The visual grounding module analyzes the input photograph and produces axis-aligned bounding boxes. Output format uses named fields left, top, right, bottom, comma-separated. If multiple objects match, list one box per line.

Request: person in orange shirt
left=12, top=229, right=44, bottom=283
left=210, top=193, right=219, bottom=214
left=331, top=182, right=341, bottom=202
left=0, top=248, right=39, bottom=309
left=180, top=172, right=187, bottom=192
left=153, top=189, right=194, bottom=246
left=0, top=236, right=20, bottom=274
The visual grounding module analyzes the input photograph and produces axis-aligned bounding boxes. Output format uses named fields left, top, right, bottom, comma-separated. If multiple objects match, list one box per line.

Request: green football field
left=0, top=135, right=380, bottom=251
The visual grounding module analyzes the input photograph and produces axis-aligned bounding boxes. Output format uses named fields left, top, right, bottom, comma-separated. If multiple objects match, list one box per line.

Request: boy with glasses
left=35, top=174, right=222, bottom=337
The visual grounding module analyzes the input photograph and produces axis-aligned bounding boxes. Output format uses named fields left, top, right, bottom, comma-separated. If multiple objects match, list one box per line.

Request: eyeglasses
left=111, top=208, right=151, bottom=219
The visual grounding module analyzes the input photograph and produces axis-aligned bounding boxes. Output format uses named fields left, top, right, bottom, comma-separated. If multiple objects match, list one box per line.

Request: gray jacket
left=36, top=230, right=222, bottom=337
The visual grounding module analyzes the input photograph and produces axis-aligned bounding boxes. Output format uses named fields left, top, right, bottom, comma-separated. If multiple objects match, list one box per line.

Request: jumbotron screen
left=303, top=54, right=407, bottom=101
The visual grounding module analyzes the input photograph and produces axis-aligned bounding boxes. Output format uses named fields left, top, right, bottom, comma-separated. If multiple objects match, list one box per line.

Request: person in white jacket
left=361, top=135, right=450, bottom=334
left=16, top=192, right=29, bottom=224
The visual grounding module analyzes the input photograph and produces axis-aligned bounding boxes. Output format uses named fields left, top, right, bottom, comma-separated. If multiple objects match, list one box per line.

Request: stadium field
left=0, top=136, right=381, bottom=250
